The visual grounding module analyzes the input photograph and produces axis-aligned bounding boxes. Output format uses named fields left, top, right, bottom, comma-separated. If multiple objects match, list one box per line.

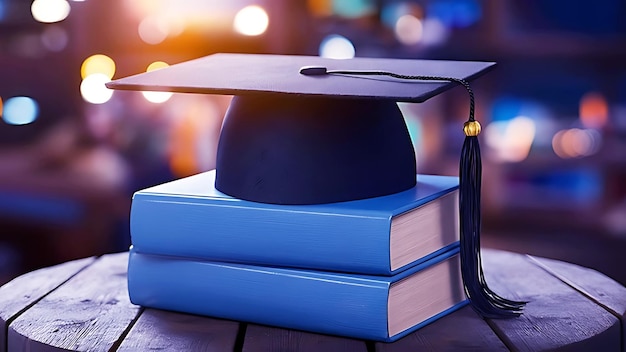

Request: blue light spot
left=527, top=169, right=602, bottom=204
left=491, top=96, right=524, bottom=122
left=427, top=0, right=481, bottom=28
left=381, top=3, right=413, bottom=28
left=3, top=96, right=39, bottom=125
left=0, top=0, right=5, bottom=22
left=332, top=0, right=375, bottom=18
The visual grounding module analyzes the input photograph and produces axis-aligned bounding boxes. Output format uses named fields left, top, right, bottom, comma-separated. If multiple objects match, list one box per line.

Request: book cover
left=127, top=246, right=467, bottom=342
left=130, top=170, right=459, bottom=275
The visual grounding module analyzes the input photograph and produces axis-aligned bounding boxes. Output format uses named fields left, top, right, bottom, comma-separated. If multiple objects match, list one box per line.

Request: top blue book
left=131, top=170, right=459, bottom=275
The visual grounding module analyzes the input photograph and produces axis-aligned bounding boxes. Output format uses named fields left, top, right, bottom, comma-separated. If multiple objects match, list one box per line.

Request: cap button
left=463, top=120, right=481, bottom=136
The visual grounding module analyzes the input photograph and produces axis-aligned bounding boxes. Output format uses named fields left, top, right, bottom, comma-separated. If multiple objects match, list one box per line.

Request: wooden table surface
left=1, top=249, right=625, bottom=352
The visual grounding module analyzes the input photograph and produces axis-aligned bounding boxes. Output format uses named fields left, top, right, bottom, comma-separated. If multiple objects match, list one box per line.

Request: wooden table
left=1, top=249, right=624, bottom=351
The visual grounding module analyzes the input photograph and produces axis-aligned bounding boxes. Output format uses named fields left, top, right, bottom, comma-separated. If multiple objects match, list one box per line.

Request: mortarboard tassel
left=300, top=66, right=526, bottom=318
left=460, top=119, right=526, bottom=318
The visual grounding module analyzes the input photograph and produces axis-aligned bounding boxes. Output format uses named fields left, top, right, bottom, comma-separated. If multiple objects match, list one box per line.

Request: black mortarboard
left=108, top=54, right=491, bottom=204
left=107, top=53, right=525, bottom=318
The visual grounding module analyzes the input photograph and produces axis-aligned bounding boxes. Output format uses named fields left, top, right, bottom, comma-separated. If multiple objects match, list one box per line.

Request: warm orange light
left=122, top=0, right=162, bottom=18
left=580, top=92, right=608, bottom=129
left=168, top=99, right=221, bottom=177
left=0, top=97, right=3, bottom=117
left=81, top=54, right=116, bottom=80
left=307, top=0, right=333, bottom=17
left=485, top=116, right=536, bottom=162
left=147, top=61, right=169, bottom=72
left=166, top=16, right=185, bottom=38
left=552, top=128, right=602, bottom=159
left=170, top=114, right=198, bottom=176
left=552, top=130, right=567, bottom=158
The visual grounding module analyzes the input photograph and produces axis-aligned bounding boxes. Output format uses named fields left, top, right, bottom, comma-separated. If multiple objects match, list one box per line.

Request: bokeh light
left=143, top=91, right=173, bottom=104
left=306, top=0, right=333, bottom=17
left=579, top=92, right=608, bottom=129
left=2, top=96, right=39, bottom=125
left=81, top=54, right=116, bottom=80
left=0, top=96, right=3, bottom=117
left=420, top=18, right=449, bottom=46
left=485, top=116, right=536, bottom=162
left=31, top=0, right=71, bottom=23
left=427, top=0, right=481, bottom=28
left=382, top=2, right=423, bottom=28
left=146, top=61, right=169, bottom=72
left=80, top=73, right=113, bottom=104
left=552, top=128, right=602, bottom=159
left=122, top=0, right=157, bottom=18
left=165, top=16, right=185, bottom=38
left=332, top=0, right=375, bottom=18
left=381, top=2, right=448, bottom=47
left=41, top=25, right=69, bottom=52
left=395, top=14, right=423, bottom=45
left=142, top=61, right=173, bottom=103
left=122, top=0, right=231, bottom=31
left=138, top=16, right=170, bottom=45
left=233, top=5, right=269, bottom=36
left=319, top=34, right=355, bottom=59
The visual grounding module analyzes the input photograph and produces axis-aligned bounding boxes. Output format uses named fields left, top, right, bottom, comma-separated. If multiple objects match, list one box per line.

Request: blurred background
left=0, top=0, right=625, bottom=286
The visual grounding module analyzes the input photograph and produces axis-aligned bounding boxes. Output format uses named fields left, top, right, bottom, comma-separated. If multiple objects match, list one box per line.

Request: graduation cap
left=107, top=53, right=525, bottom=318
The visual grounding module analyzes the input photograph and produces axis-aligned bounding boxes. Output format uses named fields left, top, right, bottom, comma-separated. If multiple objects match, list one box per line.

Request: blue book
left=130, top=170, right=459, bottom=275
left=128, top=246, right=467, bottom=342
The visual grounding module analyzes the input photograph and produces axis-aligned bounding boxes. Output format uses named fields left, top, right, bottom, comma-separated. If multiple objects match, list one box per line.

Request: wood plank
left=7, top=252, right=140, bottom=352
left=376, top=305, right=508, bottom=351
left=243, top=324, right=368, bottom=352
left=117, top=308, right=239, bottom=351
left=482, top=249, right=621, bottom=352
left=528, top=255, right=626, bottom=352
left=0, top=256, right=95, bottom=351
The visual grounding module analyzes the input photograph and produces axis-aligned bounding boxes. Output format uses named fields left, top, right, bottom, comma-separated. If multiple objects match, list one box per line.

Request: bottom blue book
left=128, top=246, right=468, bottom=342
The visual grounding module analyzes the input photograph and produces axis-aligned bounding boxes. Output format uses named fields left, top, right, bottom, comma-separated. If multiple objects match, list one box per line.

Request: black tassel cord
left=300, top=66, right=526, bottom=318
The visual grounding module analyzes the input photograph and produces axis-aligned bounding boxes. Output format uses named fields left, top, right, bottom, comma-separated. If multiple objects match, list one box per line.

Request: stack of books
left=127, top=170, right=468, bottom=342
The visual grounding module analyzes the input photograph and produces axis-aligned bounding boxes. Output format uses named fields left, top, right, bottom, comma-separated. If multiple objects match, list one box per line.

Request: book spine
left=130, top=195, right=394, bottom=274
left=127, top=250, right=391, bottom=340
